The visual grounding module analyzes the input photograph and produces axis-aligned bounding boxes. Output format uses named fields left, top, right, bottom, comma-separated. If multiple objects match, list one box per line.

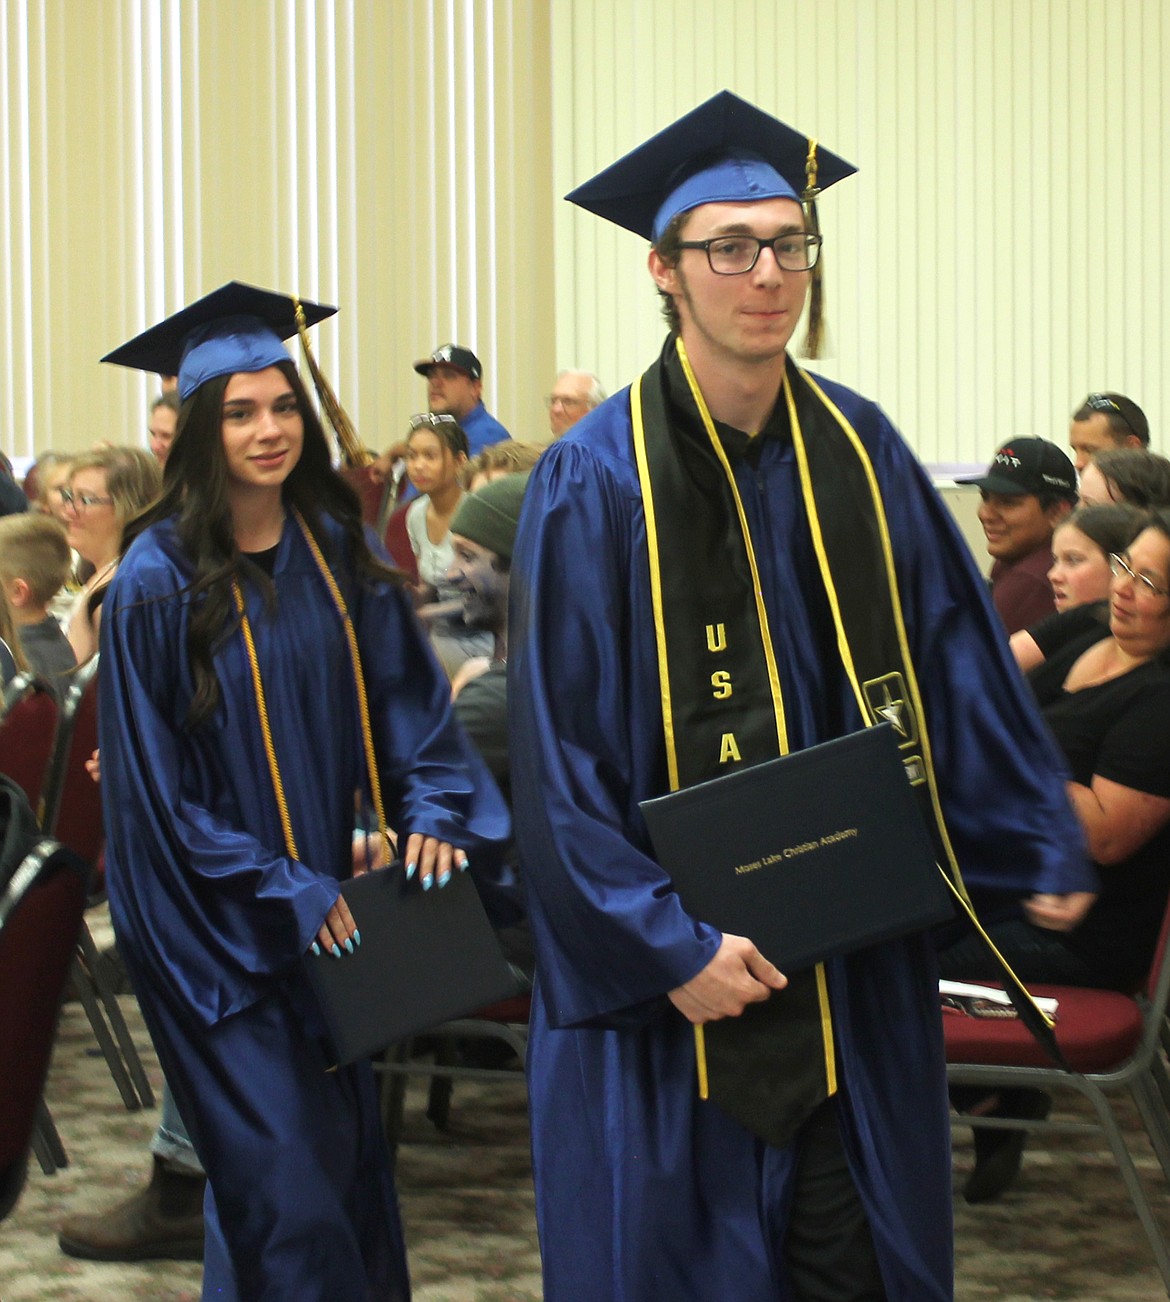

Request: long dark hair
left=123, top=359, right=399, bottom=728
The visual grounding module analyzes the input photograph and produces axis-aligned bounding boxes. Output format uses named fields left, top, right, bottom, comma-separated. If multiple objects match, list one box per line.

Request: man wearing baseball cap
left=971, top=437, right=1079, bottom=634
left=413, top=343, right=511, bottom=456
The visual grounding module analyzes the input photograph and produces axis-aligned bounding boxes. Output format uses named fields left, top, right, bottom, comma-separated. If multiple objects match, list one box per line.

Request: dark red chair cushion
left=473, top=995, right=532, bottom=1024
left=944, top=983, right=1144, bottom=1073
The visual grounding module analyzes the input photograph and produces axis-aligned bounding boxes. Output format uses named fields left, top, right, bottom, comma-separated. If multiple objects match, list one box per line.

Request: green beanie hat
left=449, top=471, right=530, bottom=561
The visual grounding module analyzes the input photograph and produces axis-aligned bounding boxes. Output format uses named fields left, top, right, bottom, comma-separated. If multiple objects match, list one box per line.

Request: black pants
left=782, top=1098, right=887, bottom=1302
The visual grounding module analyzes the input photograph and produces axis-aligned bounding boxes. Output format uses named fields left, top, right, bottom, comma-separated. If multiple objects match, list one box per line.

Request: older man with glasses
left=544, top=369, right=607, bottom=439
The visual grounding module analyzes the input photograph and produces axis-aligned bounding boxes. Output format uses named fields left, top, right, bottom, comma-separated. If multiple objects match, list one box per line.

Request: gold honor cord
left=631, top=377, right=705, bottom=1095
left=666, top=340, right=836, bottom=1097
left=674, top=340, right=789, bottom=757
left=793, top=369, right=969, bottom=904
left=232, top=509, right=390, bottom=867
left=791, top=368, right=1055, bottom=1034
left=630, top=380, right=681, bottom=795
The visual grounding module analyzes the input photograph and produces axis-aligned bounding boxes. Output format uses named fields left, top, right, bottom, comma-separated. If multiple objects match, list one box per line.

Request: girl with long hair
left=97, top=284, right=508, bottom=1300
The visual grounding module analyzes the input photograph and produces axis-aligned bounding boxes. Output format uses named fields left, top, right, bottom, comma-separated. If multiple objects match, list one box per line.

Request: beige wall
left=551, top=0, right=1170, bottom=466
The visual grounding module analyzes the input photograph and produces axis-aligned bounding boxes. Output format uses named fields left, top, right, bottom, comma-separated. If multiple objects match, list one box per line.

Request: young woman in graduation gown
left=97, top=287, right=509, bottom=1300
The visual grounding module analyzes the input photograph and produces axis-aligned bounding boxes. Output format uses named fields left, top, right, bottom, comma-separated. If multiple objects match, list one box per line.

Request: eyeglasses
left=407, top=412, right=458, bottom=430
left=60, top=489, right=114, bottom=511
left=1109, top=552, right=1169, bottom=598
left=1084, top=393, right=1141, bottom=440
left=545, top=394, right=589, bottom=410
left=676, top=231, right=823, bottom=276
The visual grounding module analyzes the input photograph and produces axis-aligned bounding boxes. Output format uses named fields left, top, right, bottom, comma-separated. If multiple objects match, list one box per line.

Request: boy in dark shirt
left=0, top=511, right=76, bottom=691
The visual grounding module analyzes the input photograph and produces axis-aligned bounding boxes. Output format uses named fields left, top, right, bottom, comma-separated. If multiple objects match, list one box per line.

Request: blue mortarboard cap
left=101, top=280, right=336, bottom=400
left=566, top=90, right=857, bottom=242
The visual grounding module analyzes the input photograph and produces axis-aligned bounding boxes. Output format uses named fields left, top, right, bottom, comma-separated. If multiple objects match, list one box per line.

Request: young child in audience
left=0, top=512, right=76, bottom=692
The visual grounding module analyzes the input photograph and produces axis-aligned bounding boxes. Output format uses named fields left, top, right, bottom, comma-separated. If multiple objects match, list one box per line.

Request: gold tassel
left=293, top=298, right=371, bottom=467
left=801, top=139, right=824, bottom=360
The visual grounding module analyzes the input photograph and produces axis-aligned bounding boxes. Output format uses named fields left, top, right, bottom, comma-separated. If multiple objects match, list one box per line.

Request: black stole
left=633, top=337, right=1061, bottom=1150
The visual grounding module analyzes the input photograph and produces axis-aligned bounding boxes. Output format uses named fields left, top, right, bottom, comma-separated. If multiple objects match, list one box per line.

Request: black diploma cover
left=302, top=865, right=519, bottom=1068
left=639, top=725, right=954, bottom=972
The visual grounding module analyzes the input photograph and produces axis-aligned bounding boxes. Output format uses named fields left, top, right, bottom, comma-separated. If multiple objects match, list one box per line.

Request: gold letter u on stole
left=706, top=623, right=727, bottom=653
left=719, top=733, right=742, bottom=763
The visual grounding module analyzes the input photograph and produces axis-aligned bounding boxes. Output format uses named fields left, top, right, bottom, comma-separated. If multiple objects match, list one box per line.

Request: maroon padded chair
left=0, top=673, right=60, bottom=815
left=0, top=840, right=89, bottom=1219
left=946, top=899, right=1170, bottom=1294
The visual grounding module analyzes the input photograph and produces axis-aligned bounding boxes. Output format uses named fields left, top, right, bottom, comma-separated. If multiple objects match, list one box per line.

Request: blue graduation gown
left=99, top=514, right=510, bottom=1302
left=508, top=367, right=1094, bottom=1302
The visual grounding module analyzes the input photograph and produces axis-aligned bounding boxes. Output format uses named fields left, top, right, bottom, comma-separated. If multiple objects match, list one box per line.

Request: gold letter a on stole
left=719, top=733, right=742, bottom=763
left=706, top=623, right=727, bottom=653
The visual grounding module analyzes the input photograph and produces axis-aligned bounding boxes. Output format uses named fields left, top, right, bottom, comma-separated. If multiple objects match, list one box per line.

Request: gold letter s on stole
left=706, top=623, right=727, bottom=653
left=711, top=671, right=732, bottom=700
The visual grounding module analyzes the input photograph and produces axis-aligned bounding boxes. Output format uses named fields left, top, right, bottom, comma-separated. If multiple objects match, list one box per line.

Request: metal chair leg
left=76, top=923, right=154, bottom=1109
left=71, top=954, right=140, bottom=1111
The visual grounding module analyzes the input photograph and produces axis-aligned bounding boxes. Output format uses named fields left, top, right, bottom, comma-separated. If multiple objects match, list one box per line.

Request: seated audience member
left=414, top=343, right=511, bottom=455
left=0, top=584, right=26, bottom=686
left=63, top=446, right=161, bottom=662
left=941, top=509, right=1170, bottom=1202
left=403, top=413, right=491, bottom=675
left=1068, top=391, right=1149, bottom=472
left=461, top=439, right=545, bottom=493
left=0, top=513, right=77, bottom=693
left=446, top=471, right=533, bottom=980
left=970, top=437, right=1078, bottom=634
left=545, top=370, right=606, bottom=440
left=148, top=390, right=181, bottom=465
left=1009, top=503, right=1147, bottom=672
left=1078, top=446, right=1170, bottom=510
left=29, top=451, right=74, bottom=523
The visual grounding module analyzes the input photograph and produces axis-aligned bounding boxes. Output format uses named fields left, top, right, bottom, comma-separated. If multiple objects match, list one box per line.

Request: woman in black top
left=944, top=509, right=1170, bottom=1200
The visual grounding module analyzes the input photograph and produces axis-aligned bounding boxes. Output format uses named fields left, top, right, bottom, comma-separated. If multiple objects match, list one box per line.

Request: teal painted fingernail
left=458, top=856, right=470, bottom=872
left=353, top=930, right=361, bottom=947
left=310, top=942, right=321, bottom=957
left=405, top=862, right=416, bottom=881
left=330, top=943, right=341, bottom=958
left=344, top=938, right=354, bottom=954
left=422, top=875, right=433, bottom=891
left=438, top=869, right=451, bottom=888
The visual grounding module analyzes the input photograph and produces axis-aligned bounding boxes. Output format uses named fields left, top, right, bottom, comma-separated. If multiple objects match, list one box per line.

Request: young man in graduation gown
left=508, top=91, right=1096, bottom=1302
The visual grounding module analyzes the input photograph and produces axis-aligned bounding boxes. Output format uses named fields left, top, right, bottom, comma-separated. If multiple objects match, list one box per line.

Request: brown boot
left=58, top=1156, right=205, bottom=1261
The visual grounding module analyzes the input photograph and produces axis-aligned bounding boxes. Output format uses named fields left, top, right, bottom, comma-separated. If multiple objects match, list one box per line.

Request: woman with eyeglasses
left=1009, top=503, right=1147, bottom=673
left=942, top=508, right=1170, bottom=1201
left=63, top=445, right=161, bottom=662
left=403, top=413, right=493, bottom=676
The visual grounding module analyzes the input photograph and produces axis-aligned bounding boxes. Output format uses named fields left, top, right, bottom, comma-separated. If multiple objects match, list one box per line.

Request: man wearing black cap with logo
left=509, top=91, right=1094, bottom=1301
left=971, top=437, right=1078, bottom=635
left=413, top=343, right=511, bottom=456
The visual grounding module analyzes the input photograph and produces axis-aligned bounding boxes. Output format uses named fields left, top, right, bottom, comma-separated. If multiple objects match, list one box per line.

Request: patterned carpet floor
left=4, top=984, right=1170, bottom=1300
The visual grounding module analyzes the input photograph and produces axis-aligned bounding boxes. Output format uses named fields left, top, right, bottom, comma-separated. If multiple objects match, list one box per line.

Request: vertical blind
left=0, top=0, right=554, bottom=463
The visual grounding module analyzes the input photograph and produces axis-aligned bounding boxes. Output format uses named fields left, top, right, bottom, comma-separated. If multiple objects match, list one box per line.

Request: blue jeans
left=150, top=1082, right=205, bottom=1177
